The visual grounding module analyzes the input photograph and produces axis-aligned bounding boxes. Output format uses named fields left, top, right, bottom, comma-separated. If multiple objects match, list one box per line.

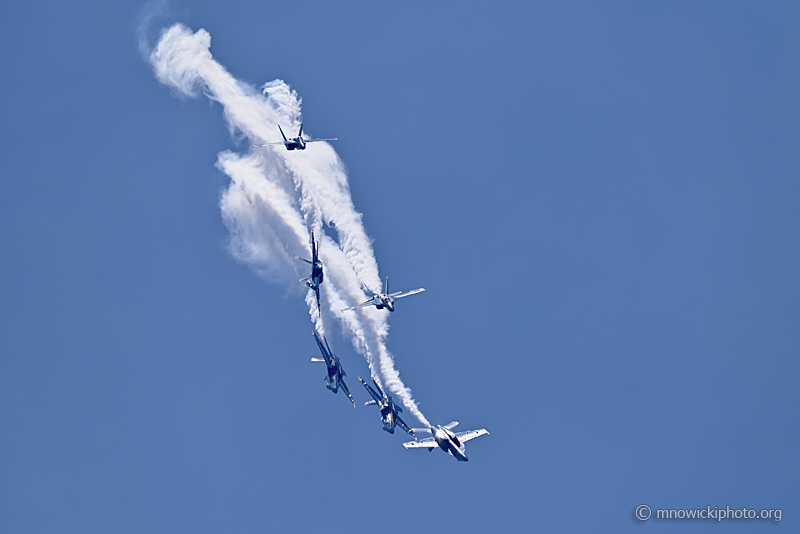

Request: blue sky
left=1, top=1, right=798, bottom=532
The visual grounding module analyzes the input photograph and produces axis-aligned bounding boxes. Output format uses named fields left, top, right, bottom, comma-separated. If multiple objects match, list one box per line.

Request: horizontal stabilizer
left=411, top=427, right=431, bottom=434
left=444, top=421, right=459, bottom=430
left=311, top=358, right=325, bottom=362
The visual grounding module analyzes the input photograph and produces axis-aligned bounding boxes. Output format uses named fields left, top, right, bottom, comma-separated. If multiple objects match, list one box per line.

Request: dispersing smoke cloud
left=135, top=0, right=173, bottom=59
left=148, top=23, right=429, bottom=426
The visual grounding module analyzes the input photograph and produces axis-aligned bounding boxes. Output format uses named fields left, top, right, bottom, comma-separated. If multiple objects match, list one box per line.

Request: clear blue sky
left=1, top=1, right=798, bottom=532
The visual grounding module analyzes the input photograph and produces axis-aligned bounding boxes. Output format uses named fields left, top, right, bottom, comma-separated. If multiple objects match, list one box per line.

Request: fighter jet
left=402, top=422, right=488, bottom=462
left=298, top=232, right=323, bottom=311
left=311, top=331, right=355, bottom=407
left=340, top=277, right=425, bottom=313
left=250, top=123, right=337, bottom=151
left=358, top=376, right=415, bottom=438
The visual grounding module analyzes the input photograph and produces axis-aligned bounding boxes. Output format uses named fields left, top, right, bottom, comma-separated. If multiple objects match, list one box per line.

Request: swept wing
left=395, top=414, right=414, bottom=437
left=339, top=377, right=355, bottom=407
left=340, top=297, right=380, bottom=312
left=455, top=428, right=489, bottom=442
left=359, top=376, right=384, bottom=404
left=387, top=288, right=426, bottom=299
left=403, top=437, right=437, bottom=449
left=250, top=141, right=287, bottom=147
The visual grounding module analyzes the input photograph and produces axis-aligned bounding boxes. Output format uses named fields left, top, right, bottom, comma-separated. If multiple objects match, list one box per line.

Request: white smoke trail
left=148, top=24, right=428, bottom=426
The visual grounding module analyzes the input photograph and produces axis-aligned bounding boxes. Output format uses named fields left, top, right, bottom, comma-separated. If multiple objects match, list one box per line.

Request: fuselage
left=431, top=425, right=468, bottom=462
left=307, top=261, right=323, bottom=289
left=380, top=402, right=396, bottom=433
left=374, top=295, right=395, bottom=312
left=285, top=137, right=307, bottom=150
left=325, top=360, right=342, bottom=392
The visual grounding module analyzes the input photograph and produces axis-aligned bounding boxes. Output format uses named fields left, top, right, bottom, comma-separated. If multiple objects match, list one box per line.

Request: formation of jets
left=257, top=121, right=488, bottom=461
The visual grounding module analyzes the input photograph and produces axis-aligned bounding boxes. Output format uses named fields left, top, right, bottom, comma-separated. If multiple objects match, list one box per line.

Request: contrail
left=148, top=23, right=429, bottom=426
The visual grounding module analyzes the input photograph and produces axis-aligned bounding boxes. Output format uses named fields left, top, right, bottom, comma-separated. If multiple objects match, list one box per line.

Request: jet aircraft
left=403, top=422, right=488, bottom=462
left=311, top=331, right=355, bottom=407
left=250, top=123, right=337, bottom=151
left=358, top=376, right=415, bottom=438
left=298, top=232, right=323, bottom=311
left=341, top=277, right=425, bottom=313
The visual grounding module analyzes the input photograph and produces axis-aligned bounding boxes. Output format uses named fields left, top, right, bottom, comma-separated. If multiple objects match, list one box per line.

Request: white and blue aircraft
left=299, top=232, right=323, bottom=311
left=311, top=331, right=354, bottom=407
left=403, top=422, right=488, bottom=462
left=341, top=277, right=425, bottom=313
left=358, top=376, right=415, bottom=438
left=251, top=123, right=337, bottom=151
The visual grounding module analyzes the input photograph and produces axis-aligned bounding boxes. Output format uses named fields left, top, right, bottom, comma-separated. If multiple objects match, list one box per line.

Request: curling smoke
left=148, top=24, right=429, bottom=426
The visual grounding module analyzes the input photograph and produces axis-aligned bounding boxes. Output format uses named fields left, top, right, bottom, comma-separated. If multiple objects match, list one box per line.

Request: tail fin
left=362, top=283, right=375, bottom=298
left=298, top=123, right=304, bottom=139
left=278, top=125, right=288, bottom=142
left=384, top=276, right=389, bottom=295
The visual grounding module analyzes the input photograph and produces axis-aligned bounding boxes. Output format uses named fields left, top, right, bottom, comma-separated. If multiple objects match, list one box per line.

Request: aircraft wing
left=312, top=332, right=332, bottom=364
left=251, top=142, right=285, bottom=147
left=297, top=256, right=313, bottom=265
left=455, top=428, right=489, bottom=443
left=395, top=414, right=415, bottom=438
left=306, top=138, right=338, bottom=143
left=340, top=298, right=378, bottom=312
left=339, top=377, right=355, bottom=407
left=358, top=377, right=383, bottom=403
left=403, top=437, right=437, bottom=449
left=388, top=288, right=426, bottom=299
